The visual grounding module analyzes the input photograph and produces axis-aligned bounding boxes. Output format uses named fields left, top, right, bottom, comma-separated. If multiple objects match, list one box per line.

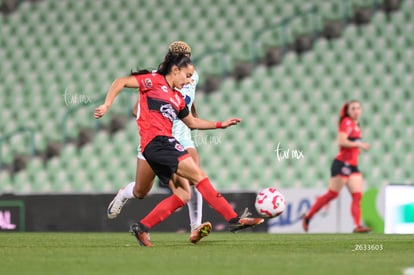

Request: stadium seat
left=0, top=170, right=13, bottom=193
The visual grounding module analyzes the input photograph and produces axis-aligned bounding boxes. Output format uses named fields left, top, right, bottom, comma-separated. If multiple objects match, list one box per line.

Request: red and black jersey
left=335, top=117, right=362, bottom=166
left=134, top=72, right=189, bottom=150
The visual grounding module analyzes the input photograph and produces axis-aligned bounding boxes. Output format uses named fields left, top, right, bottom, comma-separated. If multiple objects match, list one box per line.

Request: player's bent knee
left=177, top=160, right=206, bottom=183
left=174, top=190, right=191, bottom=203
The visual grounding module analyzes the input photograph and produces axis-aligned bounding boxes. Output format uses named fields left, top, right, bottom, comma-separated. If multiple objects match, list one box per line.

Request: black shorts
left=330, top=159, right=360, bottom=178
left=142, top=136, right=190, bottom=185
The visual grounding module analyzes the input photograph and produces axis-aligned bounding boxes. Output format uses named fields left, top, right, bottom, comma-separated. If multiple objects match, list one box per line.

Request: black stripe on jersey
left=147, top=97, right=179, bottom=122
left=348, top=137, right=361, bottom=142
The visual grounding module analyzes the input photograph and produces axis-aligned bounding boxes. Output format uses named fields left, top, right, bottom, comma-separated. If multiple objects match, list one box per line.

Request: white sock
left=188, top=185, right=203, bottom=231
left=120, top=182, right=135, bottom=199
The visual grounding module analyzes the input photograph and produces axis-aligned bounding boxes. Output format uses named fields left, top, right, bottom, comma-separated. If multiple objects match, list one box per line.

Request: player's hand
left=94, top=104, right=109, bottom=119
left=221, top=118, right=242, bottom=128
left=359, top=142, right=370, bottom=151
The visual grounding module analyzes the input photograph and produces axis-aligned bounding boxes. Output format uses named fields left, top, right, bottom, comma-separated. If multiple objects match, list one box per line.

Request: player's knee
left=175, top=190, right=191, bottom=203
left=327, top=189, right=339, bottom=200
left=193, top=169, right=207, bottom=182
left=182, top=193, right=191, bottom=203
left=183, top=168, right=207, bottom=185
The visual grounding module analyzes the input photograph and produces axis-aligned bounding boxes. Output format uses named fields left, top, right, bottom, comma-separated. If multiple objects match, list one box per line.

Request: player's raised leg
left=107, top=158, right=155, bottom=219
left=131, top=176, right=192, bottom=247
left=302, top=176, right=345, bottom=232
left=176, top=157, right=264, bottom=232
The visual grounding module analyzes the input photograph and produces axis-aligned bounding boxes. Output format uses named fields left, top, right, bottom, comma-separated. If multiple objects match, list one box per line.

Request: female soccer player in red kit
left=302, top=100, right=371, bottom=233
left=95, top=53, right=263, bottom=246
left=106, top=41, right=212, bottom=245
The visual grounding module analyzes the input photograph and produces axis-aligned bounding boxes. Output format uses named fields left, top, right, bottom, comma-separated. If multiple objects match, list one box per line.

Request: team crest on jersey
left=341, top=166, right=351, bottom=175
left=175, top=143, right=185, bottom=151
left=144, top=78, right=152, bottom=88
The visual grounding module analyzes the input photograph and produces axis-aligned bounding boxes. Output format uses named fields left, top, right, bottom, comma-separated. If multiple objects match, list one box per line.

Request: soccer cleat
left=353, top=226, right=371, bottom=233
left=189, top=222, right=212, bottom=244
left=130, top=223, right=153, bottom=247
left=107, top=189, right=128, bottom=219
left=302, top=214, right=310, bottom=232
left=229, top=208, right=264, bottom=232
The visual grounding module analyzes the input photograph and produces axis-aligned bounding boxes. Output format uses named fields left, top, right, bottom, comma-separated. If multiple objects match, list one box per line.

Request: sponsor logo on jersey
left=161, top=85, right=168, bottom=93
left=160, top=103, right=177, bottom=122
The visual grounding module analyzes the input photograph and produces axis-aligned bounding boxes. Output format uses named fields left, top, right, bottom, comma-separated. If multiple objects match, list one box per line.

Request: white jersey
left=172, top=70, right=199, bottom=148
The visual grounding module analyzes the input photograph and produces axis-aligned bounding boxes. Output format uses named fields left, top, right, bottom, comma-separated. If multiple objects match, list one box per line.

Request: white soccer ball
left=255, top=187, right=286, bottom=218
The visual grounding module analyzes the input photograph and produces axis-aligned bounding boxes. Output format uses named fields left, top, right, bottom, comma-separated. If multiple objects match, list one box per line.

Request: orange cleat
left=353, top=226, right=372, bottom=233
left=228, top=209, right=264, bottom=232
left=189, top=222, right=212, bottom=244
left=130, top=223, right=153, bottom=247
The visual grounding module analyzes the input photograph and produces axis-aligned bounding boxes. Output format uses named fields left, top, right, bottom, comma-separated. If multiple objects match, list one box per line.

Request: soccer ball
left=255, top=187, right=286, bottom=218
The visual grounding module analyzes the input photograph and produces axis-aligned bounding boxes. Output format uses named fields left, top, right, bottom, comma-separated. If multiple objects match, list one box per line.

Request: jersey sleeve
left=338, top=117, right=353, bottom=135
left=133, top=74, right=153, bottom=93
left=178, top=106, right=190, bottom=119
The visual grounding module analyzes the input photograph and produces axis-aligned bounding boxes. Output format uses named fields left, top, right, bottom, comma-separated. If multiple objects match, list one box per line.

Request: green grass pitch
left=0, top=232, right=413, bottom=275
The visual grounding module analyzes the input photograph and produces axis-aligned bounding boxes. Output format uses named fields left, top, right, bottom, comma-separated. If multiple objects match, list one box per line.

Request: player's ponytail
left=130, top=68, right=150, bottom=75
left=338, top=102, right=349, bottom=125
left=157, top=52, right=192, bottom=76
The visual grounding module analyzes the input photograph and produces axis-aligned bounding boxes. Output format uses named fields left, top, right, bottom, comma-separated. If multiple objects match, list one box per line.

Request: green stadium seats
left=12, top=170, right=31, bottom=193
left=1, top=0, right=412, bottom=193
left=0, top=170, right=12, bottom=193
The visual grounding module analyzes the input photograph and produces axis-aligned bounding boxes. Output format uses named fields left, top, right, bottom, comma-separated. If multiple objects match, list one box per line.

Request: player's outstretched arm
left=182, top=113, right=241, bottom=130
left=191, top=103, right=198, bottom=118
left=337, top=132, right=370, bottom=151
left=94, top=76, right=139, bottom=119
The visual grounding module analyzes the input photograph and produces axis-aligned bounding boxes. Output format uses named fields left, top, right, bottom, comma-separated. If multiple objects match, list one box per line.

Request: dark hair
left=338, top=99, right=360, bottom=125
left=130, top=68, right=150, bottom=76
left=157, top=52, right=192, bottom=75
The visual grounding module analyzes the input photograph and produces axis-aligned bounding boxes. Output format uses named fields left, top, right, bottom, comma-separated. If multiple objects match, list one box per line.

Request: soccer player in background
left=95, top=52, right=264, bottom=247
left=302, top=100, right=371, bottom=233
left=106, top=41, right=211, bottom=244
